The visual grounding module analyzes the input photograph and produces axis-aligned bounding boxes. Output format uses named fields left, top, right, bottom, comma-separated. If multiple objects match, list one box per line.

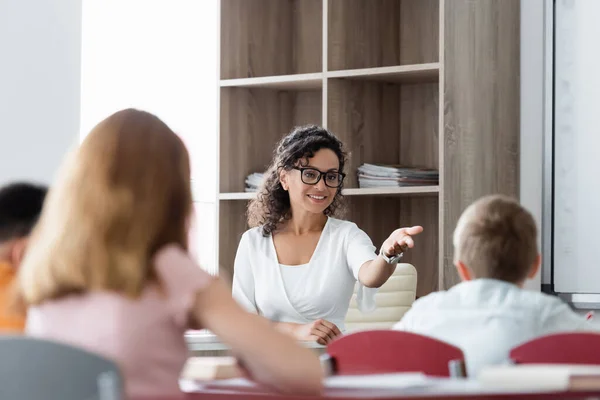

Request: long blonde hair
left=19, top=109, right=192, bottom=304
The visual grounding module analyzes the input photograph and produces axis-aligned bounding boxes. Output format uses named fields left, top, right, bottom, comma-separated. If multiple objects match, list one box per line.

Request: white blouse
left=394, top=279, right=595, bottom=376
left=231, top=217, right=378, bottom=331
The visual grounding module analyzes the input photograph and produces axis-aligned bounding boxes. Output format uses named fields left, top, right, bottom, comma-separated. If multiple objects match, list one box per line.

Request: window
left=80, top=0, right=218, bottom=272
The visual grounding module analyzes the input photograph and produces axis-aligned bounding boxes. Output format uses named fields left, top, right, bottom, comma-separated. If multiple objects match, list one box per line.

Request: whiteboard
left=553, top=0, right=600, bottom=293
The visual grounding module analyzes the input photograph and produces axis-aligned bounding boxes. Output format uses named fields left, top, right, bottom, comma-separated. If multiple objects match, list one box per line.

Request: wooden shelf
left=220, top=73, right=323, bottom=90
left=342, top=186, right=439, bottom=196
left=220, top=65, right=439, bottom=89
left=327, top=64, right=439, bottom=84
left=219, top=192, right=256, bottom=200
left=217, top=0, right=521, bottom=295
left=219, top=187, right=439, bottom=200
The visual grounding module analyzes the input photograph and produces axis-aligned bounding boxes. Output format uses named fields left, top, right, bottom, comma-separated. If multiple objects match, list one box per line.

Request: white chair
left=345, top=263, right=417, bottom=332
left=0, top=335, right=123, bottom=400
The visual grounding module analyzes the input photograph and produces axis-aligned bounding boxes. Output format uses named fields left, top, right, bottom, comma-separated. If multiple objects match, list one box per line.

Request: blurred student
left=395, top=194, right=594, bottom=376
left=0, top=182, right=46, bottom=332
left=18, top=109, right=322, bottom=398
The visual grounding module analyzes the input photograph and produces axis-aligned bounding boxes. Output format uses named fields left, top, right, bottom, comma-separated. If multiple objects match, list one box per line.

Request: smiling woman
left=232, top=125, right=423, bottom=345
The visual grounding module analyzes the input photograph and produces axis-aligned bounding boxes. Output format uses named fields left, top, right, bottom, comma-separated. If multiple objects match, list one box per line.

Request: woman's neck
left=284, top=208, right=327, bottom=235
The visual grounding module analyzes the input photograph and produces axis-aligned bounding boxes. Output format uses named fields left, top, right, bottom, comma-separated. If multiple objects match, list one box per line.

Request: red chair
left=511, top=332, right=600, bottom=365
left=324, top=330, right=465, bottom=377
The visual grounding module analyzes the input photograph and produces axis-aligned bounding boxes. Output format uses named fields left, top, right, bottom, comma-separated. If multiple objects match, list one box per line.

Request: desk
left=129, top=376, right=600, bottom=400
left=133, top=384, right=600, bottom=400
left=181, top=376, right=600, bottom=400
left=174, top=377, right=600, bottom=400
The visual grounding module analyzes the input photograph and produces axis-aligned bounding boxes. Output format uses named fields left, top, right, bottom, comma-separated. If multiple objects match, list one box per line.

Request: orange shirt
left=0, top=261, right=25, bottom=332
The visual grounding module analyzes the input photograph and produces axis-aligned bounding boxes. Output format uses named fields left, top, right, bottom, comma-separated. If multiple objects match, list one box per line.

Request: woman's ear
left=279, top=169, right=289, bottom=191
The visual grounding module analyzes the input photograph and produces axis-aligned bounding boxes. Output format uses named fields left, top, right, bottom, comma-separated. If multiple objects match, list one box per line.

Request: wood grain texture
left=328, top=0, right=439, bottom=70
left=399, top=0, right=439, bottom=65
left=438, top=0, right=445, bottom=291
left=220, top=88, right=322, bottom=193
left=327, top=79, right=401, bottom=188
left=293, top=90, right=323, bottom=127
left=399, top=196, right=439, bottom=296
left=221, top=0, right=322, bottom=79
left=328, top=0, right=400, bottom=70
left=442, top=0, right=520, bottom=288
left=218, top=201, right=249, bottom=284
left=293, top=0, right=323, bottom=75
left=328, top=79, right=439, bottom=188
left=346, top=196, right=439, bottom=297
left=399, top=82, right=439, bottom=169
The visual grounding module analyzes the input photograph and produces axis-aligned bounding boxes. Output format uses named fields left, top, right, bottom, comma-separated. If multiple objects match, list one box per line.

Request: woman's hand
left=293, top=319, right=342, bottom=345
left=381, top=226, right=424, bottom=258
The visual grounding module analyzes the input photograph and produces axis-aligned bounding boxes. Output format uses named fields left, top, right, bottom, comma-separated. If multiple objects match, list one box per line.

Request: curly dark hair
left=247, top=125, right=347, bottom=236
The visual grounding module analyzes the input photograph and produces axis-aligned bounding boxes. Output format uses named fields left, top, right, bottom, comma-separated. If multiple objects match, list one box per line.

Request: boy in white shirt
left=394, top=194, right=593, bottom=376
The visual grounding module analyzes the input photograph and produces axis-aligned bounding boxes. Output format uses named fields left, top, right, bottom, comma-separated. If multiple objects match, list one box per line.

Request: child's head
left=453, top=194, right=540, bottom=286
left=19, top=109, right=192, bottom=305
left=0, top=182, right=47, bottom=266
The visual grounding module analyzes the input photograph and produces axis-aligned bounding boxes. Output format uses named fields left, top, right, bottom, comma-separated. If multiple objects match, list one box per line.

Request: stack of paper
left=478, top=364, right=600, bottom=391
left=245, top=173, right=264, bottom=192
left=180, top=357, right=243, bottom=381
left=357, top=164, right=439, bottom=188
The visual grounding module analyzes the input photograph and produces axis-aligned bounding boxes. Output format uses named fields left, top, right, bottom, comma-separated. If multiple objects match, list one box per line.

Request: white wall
left=0, top=0, right=82, bottom=185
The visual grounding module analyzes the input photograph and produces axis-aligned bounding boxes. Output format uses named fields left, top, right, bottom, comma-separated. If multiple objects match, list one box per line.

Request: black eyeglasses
left=293, top=167, right=346, bottom=188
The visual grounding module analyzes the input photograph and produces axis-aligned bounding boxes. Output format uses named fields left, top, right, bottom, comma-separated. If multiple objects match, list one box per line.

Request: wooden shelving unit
left=217, top=0, right=520, bottom=296
left=219, top=186, right=439, bottom=201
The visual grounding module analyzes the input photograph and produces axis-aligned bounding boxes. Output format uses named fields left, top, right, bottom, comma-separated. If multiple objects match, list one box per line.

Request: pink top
left=26, top=246, right=213, bottom=398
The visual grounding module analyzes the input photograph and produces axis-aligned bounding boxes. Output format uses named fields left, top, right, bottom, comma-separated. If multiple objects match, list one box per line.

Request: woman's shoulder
left=327, top=217, right=365, bottom=236
left=241, top=226, right=269, bottom=242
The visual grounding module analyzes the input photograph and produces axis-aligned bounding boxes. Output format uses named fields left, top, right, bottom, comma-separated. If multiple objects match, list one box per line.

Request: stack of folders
left=244, top=173, right=264, bottom=192
left=357, top=164, right=439, bottom=188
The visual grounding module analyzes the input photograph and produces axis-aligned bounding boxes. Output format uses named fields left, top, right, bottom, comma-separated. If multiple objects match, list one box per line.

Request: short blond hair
left=18, top=109, right=192, bottom=305
left=453, top=195, right=538, bottom=283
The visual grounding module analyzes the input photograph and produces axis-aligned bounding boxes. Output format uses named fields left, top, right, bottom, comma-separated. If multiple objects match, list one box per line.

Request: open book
left=181, top=357, right=243, bottom=381
left=479, top=364, right=600, bottom=391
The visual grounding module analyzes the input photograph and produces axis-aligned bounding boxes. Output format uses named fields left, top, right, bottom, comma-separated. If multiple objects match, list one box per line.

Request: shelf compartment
left=328, top=0, right=439, bottom=71
left=219, top=186, right=439, bottom=200
left=327, top=77, right=439, bottom=189
left=220, top=87, right=322, bottom=193
left=221, top=0, right=322, bottom=79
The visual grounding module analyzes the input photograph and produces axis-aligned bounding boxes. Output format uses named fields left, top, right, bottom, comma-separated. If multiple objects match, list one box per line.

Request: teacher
left=232, top=125, right=423, bottom=345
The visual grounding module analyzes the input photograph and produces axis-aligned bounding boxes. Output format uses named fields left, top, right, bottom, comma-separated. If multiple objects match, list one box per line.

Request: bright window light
left=80, top=0, right=218, bottom=272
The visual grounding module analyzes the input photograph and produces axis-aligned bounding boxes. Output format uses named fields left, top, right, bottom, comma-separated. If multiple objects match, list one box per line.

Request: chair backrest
left=345, top=263, right=417, bottom=332
left=326, top=330, right=465, bottom=377
left=0, top=335, right=123, bottom=400
left=511, top=332, right=600, bottom=365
